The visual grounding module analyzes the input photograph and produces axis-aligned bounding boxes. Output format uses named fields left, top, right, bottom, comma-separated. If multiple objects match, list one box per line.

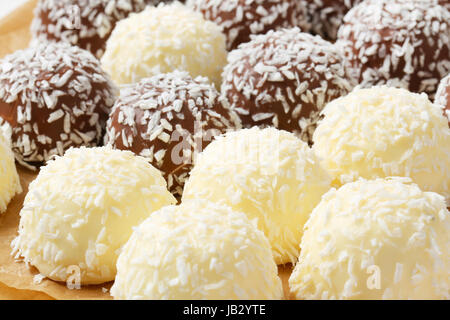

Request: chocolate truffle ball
left=31, top=0, right=163, bottom=58
left=221, top=27, right=353, bottom=143
left=439, top=0, right=450, bottom=11
left=0, top=43, right=117, bottom=167
left=105, top=71, right=241, bottom=197
left=187, top=0, right=309, bottom=50
left=337, top=0, right=450, bottom=97
left=436, top=74, right=450, bottom=125
left=302, top=0, right=361, bottom=41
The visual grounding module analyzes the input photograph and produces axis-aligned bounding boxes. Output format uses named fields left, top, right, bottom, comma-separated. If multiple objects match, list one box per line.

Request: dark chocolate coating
left=31, top=0, right=167, bottom=58
left=221, top=28, right=353, bottom=144
left=105, top=71, right=241, bottom=197
left=302, top=0, right=361, bottom=41
left=188, top=0, right=309, bottom=51
left=0, top=42, right=117, bottom=167
left=337, top=0, right=450, bottom=97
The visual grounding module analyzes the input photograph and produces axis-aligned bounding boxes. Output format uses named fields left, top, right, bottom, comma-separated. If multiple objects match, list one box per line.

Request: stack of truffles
left=0, top=0, right=449, bottom=300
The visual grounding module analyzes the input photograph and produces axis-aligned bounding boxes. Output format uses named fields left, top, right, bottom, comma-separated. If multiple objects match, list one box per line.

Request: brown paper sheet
left=0, top=281, right=53, bottom=300
left=0, top=0, right=294, bottom=300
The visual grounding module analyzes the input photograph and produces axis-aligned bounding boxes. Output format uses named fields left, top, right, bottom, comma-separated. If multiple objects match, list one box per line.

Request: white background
left=0, top=0, right=29, bottom=19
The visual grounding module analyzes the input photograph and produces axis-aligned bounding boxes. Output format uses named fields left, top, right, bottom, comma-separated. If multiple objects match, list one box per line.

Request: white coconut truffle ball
left=435, top=73, right=450, bottom=125
left=101, top=2, right=227, bottom=88
left=0, top=131, right=21, bottom=213
left=183, top=127, right=332, bottom=264
left=289, top=178, right=450, bottom=300
left=313, top=86, right=450, bottom=205
left=111, top=199, right=283, bottom=300
left=12, top=147, right=176, bottom=284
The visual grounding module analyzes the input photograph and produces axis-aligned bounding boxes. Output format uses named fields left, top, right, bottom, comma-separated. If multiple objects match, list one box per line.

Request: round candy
left=101, top=2, right=227, bottom=88
left=302, top=0, right=360, bottom=40
left=435, top=74, right=450, bottom=125
left=312, top=86, right=450, bottom=205
left=0, top=43, right=117, bottom=167
left=111, top=199, right=283, bottom=299
left=187, top=0, right=309, bottom=50
left=439, top=0, right=450, bottom=11
left=12, top=147, right=176, bottom=284
left=221, top=28, right=353, bottom=144
left=183, top=127, right=332, bottom=264
left=0, top=132, right=21, bottom=214
left=31, top=0, right=162, bottom=58
left=337, top=0, right=450, bottom=97
left=289, top=178, right=450, bottom=300
left=105, top=71, right=241, bottom=197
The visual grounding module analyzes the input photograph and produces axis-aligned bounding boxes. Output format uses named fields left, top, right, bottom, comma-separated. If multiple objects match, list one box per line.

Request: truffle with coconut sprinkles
left=183, top=127, right=332, bottom=264
left=312, top=86, right=450, bottom=206
left=31, top=0, right=164, bottom=58
left=0, top=132, right=21, bottom=214
left=435, top=74, right=450, bottom=125
left=337, top=0, right=450, bottom=97
left=111, top=199, right=283, bottom=299
left=105, top=71, right=242, bottom=197
left=11, top=147, right=176, bottom=285
left=0, top=42, right=117, bottom=168
left=439, top=0, right=450, bottom=11
left=301, top=0, right=361, bottom=41
left=101, top=2, right=227, bottom=88
left=221, top=27, right=354, bottom=144
left=187, top=0, right=310, bottom=51
left=289, top=178, right=450, bottom=300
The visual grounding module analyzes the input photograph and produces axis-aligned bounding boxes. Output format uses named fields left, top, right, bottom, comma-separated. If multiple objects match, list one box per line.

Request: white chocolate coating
left=313, top=86, right=450, bottom=205
left=12, top=147, right=176, bottom=284
left=183, top=127, right=332, bottom=264
left=0, top=131, right=21, bottom=213
left=101, top=2, right=227, bottom=88
left=435, top=73, right=450, bottom=124
left=111, top=199, right=283, bottom=300
left=289, top=178, right=450, bottom=300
